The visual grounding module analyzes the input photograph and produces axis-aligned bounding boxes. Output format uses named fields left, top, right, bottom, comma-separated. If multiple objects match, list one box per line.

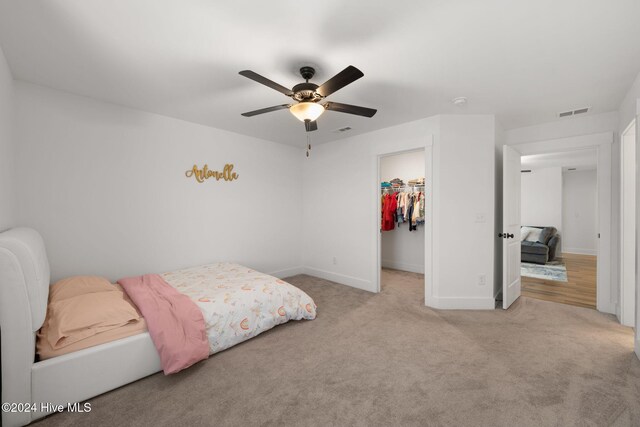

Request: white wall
left=521, top=167, right=563, bottom=233
left=562, top=170, right=597, bottom=255
left=438, top=116, right=496, bottom=308
left=619, top=73, right=640, bottom=137
left=303, top=115, right=496, bottom=309
left=380, top=150, right=425, bottom=183
left=14, top=82, right=305, bottom=282
left=621, top=123, right=636, bottom=327
left=618, top=71, right=640, bottom=356
left=0, top=44, right=16, bottom=231
left=380, top=150, right=425, bottom=274
left=505, top=111, right=619, bottom=145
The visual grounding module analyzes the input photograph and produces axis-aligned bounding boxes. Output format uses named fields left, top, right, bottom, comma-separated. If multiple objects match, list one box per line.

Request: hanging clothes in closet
left=404, top=191, right=425, bottom=231
left=381, top=192, right=397, bottom=231
left=381, top=180, right=425, bottom=232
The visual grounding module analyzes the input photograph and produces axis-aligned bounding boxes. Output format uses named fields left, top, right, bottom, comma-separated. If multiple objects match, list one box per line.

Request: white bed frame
left=0, top=228, right=162, bottom=427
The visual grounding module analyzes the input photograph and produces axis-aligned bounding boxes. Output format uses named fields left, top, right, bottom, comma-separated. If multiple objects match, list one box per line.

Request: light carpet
left=35, top=269, right=639, bottom=427
left=521, top=260, right=568, bottom=282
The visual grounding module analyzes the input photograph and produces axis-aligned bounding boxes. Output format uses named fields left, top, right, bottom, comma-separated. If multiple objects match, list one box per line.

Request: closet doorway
left=378, top=149, right=426, bottom=297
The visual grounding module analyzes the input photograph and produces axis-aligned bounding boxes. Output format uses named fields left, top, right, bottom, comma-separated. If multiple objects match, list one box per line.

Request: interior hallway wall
left=521, top=167, right=563, bottom=239
left=14, top=82, right=305, bottom=282
left=0, top=44, right=16, bottom=231
left=380, top=150, right=425, bottom=274
left=562, top=170, right=597, bottom=255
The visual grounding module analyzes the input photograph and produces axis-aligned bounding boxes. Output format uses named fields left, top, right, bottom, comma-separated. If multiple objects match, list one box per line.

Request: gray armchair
left=521, top=226, right=560, bottom=264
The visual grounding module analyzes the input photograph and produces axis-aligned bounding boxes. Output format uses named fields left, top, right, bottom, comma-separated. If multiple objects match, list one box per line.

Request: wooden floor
left=521, top=253, right=597, bottom=309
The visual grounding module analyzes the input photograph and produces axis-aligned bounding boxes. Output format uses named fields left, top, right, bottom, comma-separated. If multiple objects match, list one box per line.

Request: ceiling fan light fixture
left=289, top=102, right=325, bottom=122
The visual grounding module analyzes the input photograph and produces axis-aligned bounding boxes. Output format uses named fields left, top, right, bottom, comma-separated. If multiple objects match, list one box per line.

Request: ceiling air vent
left=567, top=168, right=577, bottom=171
left=334, top=126, right=352, bottom=133
left=521, top=170, right=532, bottom=173
left=558, top=107, right=590, bottom=118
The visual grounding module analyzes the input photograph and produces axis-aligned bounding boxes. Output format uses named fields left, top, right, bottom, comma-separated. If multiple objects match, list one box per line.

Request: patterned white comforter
left=161, top=263, right=316, bottom=355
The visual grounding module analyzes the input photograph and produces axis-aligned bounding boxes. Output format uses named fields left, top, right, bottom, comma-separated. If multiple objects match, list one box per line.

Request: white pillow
left=520, top=228, right=531, bottom=241
left=525, top=227, right=542, bottom=242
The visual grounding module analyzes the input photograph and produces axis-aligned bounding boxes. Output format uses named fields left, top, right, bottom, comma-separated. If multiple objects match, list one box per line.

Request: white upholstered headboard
left=0, top=227, right=51, bottom=427
left=0, top=227, right=50, bottom=330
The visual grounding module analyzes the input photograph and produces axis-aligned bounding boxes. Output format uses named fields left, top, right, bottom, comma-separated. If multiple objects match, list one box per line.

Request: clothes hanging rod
left=381, top=185, right=425, bottom=191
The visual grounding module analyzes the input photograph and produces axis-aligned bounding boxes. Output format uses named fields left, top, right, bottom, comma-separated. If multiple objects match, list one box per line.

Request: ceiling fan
left=239, top=65, right=377, bottom=132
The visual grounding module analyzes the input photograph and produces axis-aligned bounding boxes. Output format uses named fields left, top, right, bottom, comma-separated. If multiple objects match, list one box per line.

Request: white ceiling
left=1, top=0, right=640, bottom=148
left=521, top=149, right=598, bottom=171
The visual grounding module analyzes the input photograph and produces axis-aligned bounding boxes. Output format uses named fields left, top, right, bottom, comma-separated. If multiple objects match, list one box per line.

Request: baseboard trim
left=429, top=296, right=495, bottom=310
left=597, top=301, right=616, bottom=315
left=268, top=266, right=305, bottom=279
left=381, top=259, right=425, bottom=274
left=562, top=248, right=597, bottom=256
left=302, top=267, right=374, bottom=293
left=301, top=268, right=494, bottom=308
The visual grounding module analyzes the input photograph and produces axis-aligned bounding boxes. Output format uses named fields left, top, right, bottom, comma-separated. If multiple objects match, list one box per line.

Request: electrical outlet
left=332, top=256, right=337, bottom=265
left=478, top=274, right=486, bottom=286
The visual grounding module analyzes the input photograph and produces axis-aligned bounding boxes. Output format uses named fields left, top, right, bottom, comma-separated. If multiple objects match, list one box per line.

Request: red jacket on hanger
left=382, top=193, right=397, bottom=231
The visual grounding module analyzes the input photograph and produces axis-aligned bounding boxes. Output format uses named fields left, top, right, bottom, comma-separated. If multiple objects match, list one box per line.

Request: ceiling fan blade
left=239, top=70, right=294, bottom=96
left=324, top=102, right=377, bottom=118
left=241, top=104, right=290, bottom=117
left=316, top=66, right=364, bottom=98
left=305, top=120, right=318, bottom=132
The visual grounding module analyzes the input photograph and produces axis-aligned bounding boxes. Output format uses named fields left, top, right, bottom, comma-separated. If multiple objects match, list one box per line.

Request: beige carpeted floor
left=35, top=269, right=640, bottom=427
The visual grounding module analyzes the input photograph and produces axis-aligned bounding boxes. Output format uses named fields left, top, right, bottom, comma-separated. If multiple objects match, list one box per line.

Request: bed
left=0, top=227, right=315, bottom=427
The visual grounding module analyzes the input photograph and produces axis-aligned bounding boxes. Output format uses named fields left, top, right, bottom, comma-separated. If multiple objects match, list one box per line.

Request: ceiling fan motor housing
left=292, top=82, right=322, bottom=102
left=292, top=67, right=323, bottom=102
left=299, top=66, right=316, bottom=81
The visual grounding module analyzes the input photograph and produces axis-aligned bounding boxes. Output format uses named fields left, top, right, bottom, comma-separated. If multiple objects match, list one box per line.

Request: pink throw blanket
left=118, top=274, right=209, bottom=374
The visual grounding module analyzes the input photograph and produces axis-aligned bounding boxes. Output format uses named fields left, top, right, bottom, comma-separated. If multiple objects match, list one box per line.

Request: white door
left=502, top=145, right=522, bottom=309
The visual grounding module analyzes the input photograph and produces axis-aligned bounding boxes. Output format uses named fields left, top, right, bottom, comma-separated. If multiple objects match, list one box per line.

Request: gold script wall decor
left=185, top=164, right=239, bottom=183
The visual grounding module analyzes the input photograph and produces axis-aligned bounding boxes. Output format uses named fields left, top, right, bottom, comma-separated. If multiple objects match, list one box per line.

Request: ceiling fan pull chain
left=306, top=133, right=311, bottom=157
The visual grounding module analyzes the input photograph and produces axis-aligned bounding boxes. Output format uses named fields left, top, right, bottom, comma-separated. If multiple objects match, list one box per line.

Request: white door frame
left=374, top=139, right=434, bottom=307
left=510, top=131, right=614, bottom=313
left=621, top=119, right=636, bottom=327
left=635, top=101, right=640, bottom=359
